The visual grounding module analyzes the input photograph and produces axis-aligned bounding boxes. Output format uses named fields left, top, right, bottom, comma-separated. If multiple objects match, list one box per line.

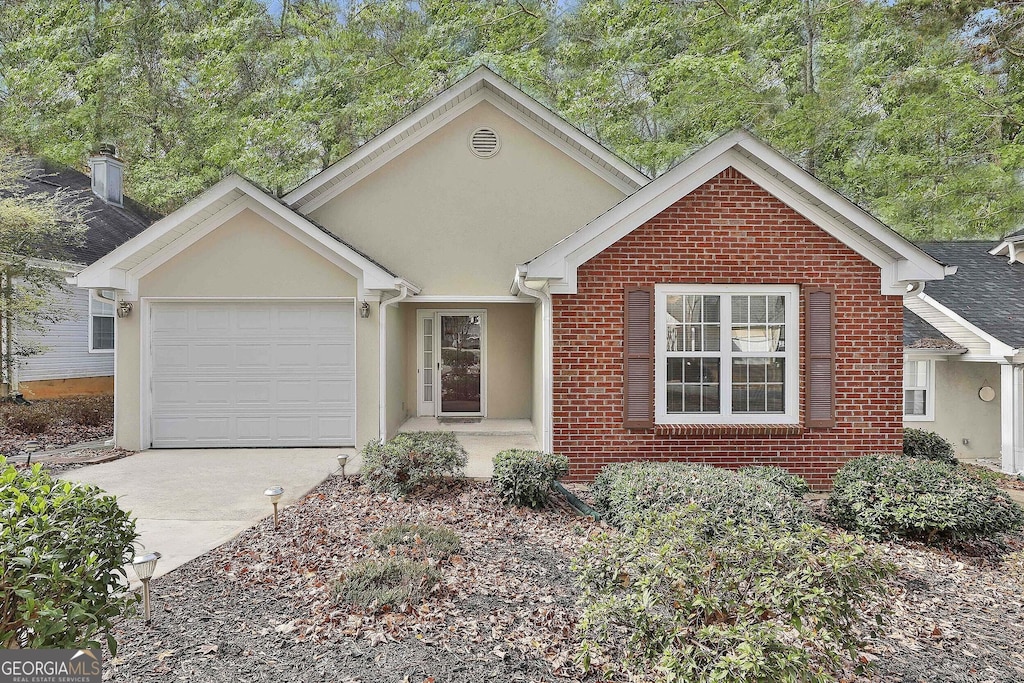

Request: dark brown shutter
left=623, top=287, right=654, bottom=429
left=805, top=285, right=836, bottom=428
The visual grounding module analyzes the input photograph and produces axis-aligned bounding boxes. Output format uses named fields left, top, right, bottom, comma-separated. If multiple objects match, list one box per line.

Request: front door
left=417, top=310, right=485, bottom=417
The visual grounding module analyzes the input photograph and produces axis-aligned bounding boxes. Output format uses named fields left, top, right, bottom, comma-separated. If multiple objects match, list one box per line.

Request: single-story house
left=4, top=152, right=157, bottom=399
left=74, top=67, right=950, bottom=486
left=903, top=233, right=1024, bottom=474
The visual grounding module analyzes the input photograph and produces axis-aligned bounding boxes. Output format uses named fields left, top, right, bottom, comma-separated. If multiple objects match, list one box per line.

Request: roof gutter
left=513, top=266, right=553, bottom=453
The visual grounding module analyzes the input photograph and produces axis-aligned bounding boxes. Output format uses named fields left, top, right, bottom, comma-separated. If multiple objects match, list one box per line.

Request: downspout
left=379, top=283, right=411, bottom=441
left=514, top=266, right=554, bottom=453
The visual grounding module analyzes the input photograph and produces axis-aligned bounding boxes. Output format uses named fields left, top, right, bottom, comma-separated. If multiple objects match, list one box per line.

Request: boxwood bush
left=575, top=507, right=892, bottom=683
left=591, top=461, right=811, bottom=533
left=738, top=465, right=811, bottom=496
left=828, top=454, right=1024, bottom=543
left=491, top=449, right=569, bottom=508
left=903, top=428, right=957, bottom=464
left=1, top=459, right=138, bottom=651
left=361, top=431, right=467, bottom=496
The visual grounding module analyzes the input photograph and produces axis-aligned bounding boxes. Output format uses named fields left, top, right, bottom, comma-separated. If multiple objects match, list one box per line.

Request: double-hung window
left=903, top=359, right=934, bottom=421
left=89, top=290, right=115, bottom=352
left=655, top=285, right=799, bottom=424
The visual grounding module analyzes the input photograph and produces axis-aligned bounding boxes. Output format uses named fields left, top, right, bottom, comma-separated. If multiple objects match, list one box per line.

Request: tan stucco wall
left=905, top=359, right=1002, bottom=461
left=116, top=208, right=380, bottom=450
left=402, top=302, right=533, bottom=419
left=308, top=101, right=626, bottom=296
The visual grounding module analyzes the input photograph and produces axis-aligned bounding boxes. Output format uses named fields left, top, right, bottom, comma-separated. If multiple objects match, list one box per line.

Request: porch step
left=397, top=417, right=535, bottom=438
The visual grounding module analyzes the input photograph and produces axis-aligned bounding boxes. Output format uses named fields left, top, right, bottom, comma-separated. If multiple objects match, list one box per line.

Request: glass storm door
left=437, top=313, right=484, bottom=416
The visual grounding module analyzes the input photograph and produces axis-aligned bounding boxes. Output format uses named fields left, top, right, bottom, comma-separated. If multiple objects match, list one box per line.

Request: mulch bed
left=102, top=476, right=1024, bottom=683
left=105, top=477, right=599, bottom=682
left=0, top=395, right=114, bottom=456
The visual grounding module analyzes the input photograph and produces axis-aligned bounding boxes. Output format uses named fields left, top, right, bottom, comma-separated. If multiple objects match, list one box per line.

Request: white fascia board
left=529, top=131, right=947, bottom=295
left=284, top=66, right=647, bottom=211
left=903, top=348, right=967, bottom=357
left=915, top=292, right=1016, bottom=356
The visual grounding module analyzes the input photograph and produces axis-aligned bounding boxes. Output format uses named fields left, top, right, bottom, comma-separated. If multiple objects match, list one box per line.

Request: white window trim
left=903, top=358, right=935, bottom=422
left=655, top=284, right=800, bottom=425
left=88, top=289, right=115, bottom=354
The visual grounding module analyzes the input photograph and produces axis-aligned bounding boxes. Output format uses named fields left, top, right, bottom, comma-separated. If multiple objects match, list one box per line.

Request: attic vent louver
left=469, top=127, right=500, bottom=158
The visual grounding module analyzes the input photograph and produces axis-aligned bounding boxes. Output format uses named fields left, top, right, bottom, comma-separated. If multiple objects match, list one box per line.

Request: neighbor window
left=655, top=285, right=799, bottom=424
left=903, top=358, right=934, bottom=421
left=89, top=290, right=115, bottom=352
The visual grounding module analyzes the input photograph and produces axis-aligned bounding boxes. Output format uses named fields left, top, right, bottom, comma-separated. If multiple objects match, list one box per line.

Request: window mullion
left=722, top=294, right=732, bottom=419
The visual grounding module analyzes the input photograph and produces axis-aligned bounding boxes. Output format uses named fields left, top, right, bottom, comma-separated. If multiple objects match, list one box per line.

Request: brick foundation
left=552, top=168, right=903, bottom=489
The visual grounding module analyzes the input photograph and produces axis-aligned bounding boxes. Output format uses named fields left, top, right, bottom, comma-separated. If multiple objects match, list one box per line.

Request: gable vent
left=469, top=127, right=500, bottom=158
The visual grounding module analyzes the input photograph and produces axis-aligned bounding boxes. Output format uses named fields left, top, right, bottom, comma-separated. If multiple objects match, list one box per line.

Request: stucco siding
left=18, top=285, right=114, bottom=382
left=308, top=101, right=626, bottom=296
left=906, top=359, right=1002, bottom=461
left=116, top=208, right=379, bottom=450
left=402, top=302, right=533, bottom=419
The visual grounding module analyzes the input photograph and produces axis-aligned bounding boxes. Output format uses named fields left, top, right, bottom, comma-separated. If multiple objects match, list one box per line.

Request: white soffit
left=282, top=66, right=650, bottom=213
left=525, top=130, right=950, bottom=295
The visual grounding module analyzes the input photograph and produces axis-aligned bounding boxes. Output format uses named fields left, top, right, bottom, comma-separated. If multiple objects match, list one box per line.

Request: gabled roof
left=283, top=66, right=650, bottom=213
left=903, top=308, right=964, bottom=352
left=1, top=158, right=160, bottom=265
left=75, top=175, right=414, bottom=297
left=916, top=240, right=1024, bottom=349
left=524, top=130, right=953, bottom=296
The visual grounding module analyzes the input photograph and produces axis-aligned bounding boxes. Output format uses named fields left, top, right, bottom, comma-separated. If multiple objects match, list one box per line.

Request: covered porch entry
left=382, top=299, right=542, bottom=477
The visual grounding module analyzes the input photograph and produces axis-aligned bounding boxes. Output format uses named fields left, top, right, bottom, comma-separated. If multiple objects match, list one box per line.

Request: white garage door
left=149, top=301, right=355, bottom=447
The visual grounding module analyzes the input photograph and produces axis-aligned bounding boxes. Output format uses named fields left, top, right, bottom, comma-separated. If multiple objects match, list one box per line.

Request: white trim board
left=283, top=66, right=648, bottom=212
left=524, top=130, right=951, bottom=296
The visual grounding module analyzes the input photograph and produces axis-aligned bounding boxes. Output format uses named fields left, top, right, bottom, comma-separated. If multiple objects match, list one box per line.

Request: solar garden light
left=336, top=453, right=349, bottom=478
left=264, top=486, right=284, bottom=529
left=131, top=551, right=161, bottom=624
left=22, top=440, right=40, bottom=466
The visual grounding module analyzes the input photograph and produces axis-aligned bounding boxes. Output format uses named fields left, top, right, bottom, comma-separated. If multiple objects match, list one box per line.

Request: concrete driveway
left=61, top=448, right=348, bottom=580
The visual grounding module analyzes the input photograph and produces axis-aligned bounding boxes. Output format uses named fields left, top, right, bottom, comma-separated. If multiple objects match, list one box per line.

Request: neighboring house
left=5, top=151, right=158, bottom=399
left=74, top=67, right=949, bottom=487
left=903, top=234, right=1024, bottom=474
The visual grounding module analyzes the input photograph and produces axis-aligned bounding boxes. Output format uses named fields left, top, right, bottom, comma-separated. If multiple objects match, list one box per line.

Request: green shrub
left=903, top=428, right=957, bottom=463
left=492, top=449, right=569, bottom=508
left=369, top=523, right=461, bottom=560
left=0, top=459, right=138, bottom=651
left=738, top=465, right=811, bottom=496
left=333, top=558, right=440, bottom=613
left=590, top=461, right=811, bottom=533
left=575, top=507, right=893, bottom=683
left=828, top=454, right=1024, bottom=543
left=361, top=431, right=467, bottom=496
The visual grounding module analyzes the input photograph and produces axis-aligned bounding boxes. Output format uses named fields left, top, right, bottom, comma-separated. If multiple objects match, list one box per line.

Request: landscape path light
left=264, top=486, right=284, bottom=529
left=131, top=551, right=161, bottom=624
left=337, top=453, right=349, bottom=478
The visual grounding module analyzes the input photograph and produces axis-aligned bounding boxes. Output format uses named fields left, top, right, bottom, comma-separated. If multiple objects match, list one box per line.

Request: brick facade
left=551, top=168, right=903, bottom=489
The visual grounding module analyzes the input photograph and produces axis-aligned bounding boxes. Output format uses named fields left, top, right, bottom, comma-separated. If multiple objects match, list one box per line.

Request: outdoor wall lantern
left=116, top=300, right=133, bottom=318
left=337, top=453, right=349, bottom=478
left=359, top=301, right=370, bottom=319
left=264, top=486, right=284, bottom=529
left=131, top=551, right=161, bottom=623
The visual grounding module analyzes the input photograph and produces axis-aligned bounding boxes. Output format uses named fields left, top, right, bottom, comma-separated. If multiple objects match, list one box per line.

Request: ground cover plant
left=334, top=558, right=442, bottom=614
left=0, top=457, right=137, bottom=651
left=369, top=523, right=461, bottom=560
left=591, top=461, right=811, bottom=532
left=492, top=449, right=570, bottom=508
left=829, top=454, right=1024, bottom=544
left=575, top=506, right=893, bottom=683
left=360, top=431, right=467, bottom=497
left=902, top=428, right=957, bottom=464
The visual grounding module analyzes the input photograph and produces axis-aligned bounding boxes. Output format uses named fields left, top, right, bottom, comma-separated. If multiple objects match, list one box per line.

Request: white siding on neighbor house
left=904, top=296, right=992, bottom=355
left=18, top=286, right=114, bottom=382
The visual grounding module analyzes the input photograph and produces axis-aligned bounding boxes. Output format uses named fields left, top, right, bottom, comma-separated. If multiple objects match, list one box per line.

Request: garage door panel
left=150, top=301, right=356, bottom=448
